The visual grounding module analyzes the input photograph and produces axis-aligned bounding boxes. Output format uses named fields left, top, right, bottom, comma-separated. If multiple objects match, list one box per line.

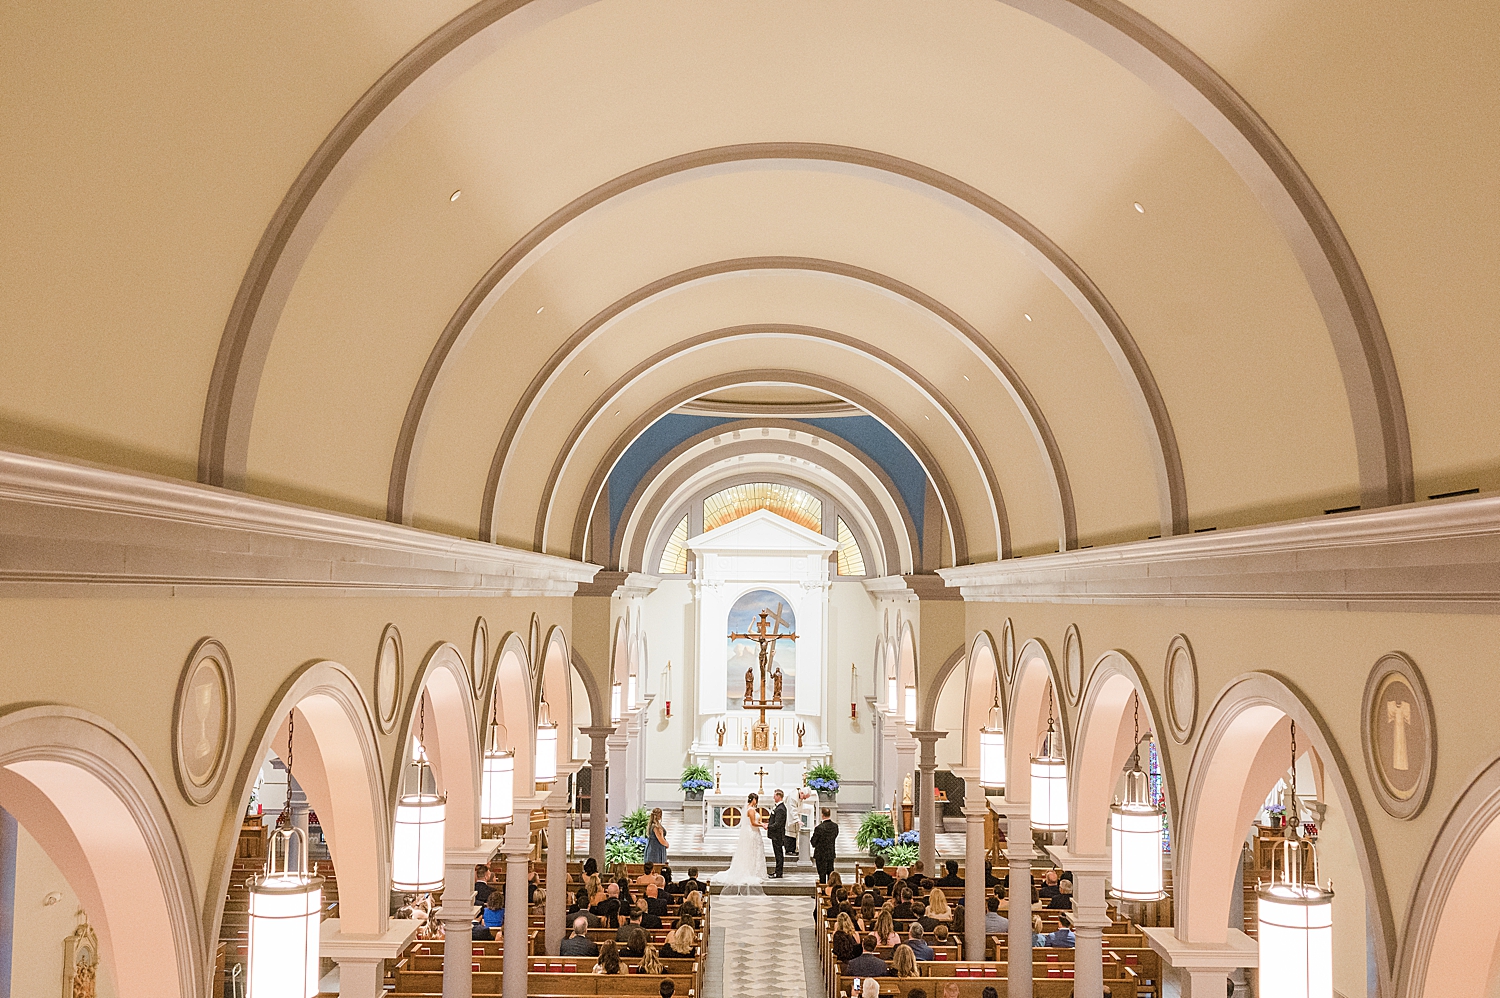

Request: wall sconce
left=663, top=661, right=672, bottom=718
left=850, top=663, right=858, bottom=719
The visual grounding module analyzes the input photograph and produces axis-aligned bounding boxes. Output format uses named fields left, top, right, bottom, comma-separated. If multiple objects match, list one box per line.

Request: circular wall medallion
left=471, top=617, right=489, bottom=700
left=376, top=624, right=403, bottom=735
left=1003, top=618, right=1016, bottom=683
left=1361, top=652, right=1435, bottom=819
left=173, top=638, right=235, bottom=805
left=1163, top=634, right=1198, bottom=745
left=1063, top=624, right=1084, bottom=704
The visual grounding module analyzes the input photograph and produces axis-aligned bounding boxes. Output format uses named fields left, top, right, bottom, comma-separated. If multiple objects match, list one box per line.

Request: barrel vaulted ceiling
left=2, top=0, right=1496, bottom=566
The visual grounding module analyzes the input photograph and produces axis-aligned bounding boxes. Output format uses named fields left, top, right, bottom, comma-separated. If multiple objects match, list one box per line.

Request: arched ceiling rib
left=197, top=0, right=1408, bottom=526
left=428, top=256, right=1079, bottom=549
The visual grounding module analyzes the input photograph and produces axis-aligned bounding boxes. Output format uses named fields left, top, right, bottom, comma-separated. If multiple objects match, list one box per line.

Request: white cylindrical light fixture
left=904, top=684, right=917, bottom=727
left=1030, top=720, right=1069, bottom=831
left=248, top=827, right=323, bottom=998
left=887, top=676, right=898, bottom=713
left=979, top=699, right=1006, bottom=788
left=480, top=746, right=514, bottom=826
left=1110, top=757, right=1166, bottom=901
left=611, top=682, right=623, bottom=723
left=392, top=789, right=446, bottom=892
left=1258, top=805, right=1333, bottom=998
left=535, top=699, right=559, bottom=785
left=627, top=673, right=638, bottom=709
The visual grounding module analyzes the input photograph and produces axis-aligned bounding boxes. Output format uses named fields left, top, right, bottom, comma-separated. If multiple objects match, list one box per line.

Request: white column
left=1004, top=801, right=1035, bottom=998
left=1141, top=927, right=1257, bottom=998
left=582, top=726, right=613, bottom=866
left=606, top=731, right=628, bottom=824
left=544, top=798, right=570, bottom=954
left=440, top=846, right=497, bottom=998
left=961, top=775, right=987, bottom=963
left=1044, top=848, right=1110, bottom=998
left=913, top=730, right=945, bottom=872
left=322, top=919, right=418, bottom=998
left=501, top=824, right=532, bottom=998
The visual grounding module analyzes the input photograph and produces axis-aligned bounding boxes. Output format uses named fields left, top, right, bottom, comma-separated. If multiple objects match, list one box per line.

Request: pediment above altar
left=686, top=508, right=838, bottom=554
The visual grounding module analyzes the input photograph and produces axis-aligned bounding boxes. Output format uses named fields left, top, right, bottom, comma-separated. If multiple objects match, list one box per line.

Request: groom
left=767, top=790, right=788, bottom=877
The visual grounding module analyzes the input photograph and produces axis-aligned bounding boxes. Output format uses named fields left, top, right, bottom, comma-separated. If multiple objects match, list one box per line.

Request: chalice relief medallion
left=1373, top=673, right=1424, bottom=801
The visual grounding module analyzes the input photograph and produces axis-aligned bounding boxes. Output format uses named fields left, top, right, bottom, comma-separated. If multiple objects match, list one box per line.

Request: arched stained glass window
left=836, top=517, right=866, bottom=576
left=702, top=483, right=822, bottom=534
left=657, top=514, right=690, bottom=575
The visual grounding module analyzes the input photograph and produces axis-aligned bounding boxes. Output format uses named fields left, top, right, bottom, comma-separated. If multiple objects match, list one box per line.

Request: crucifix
left=729, top=605, right=799, bottom=750
left=754, top=766, right=769, bottom=794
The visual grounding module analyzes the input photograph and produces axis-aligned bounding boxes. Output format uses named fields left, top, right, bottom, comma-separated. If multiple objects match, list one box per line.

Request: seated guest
left=617, top=876, right=635, bottom=909
left=660, top=982, right=676, bottom=998
left=983, top=860, right=1002, bottom=887
left=636, top=945, right=664, bottom=974
left=473, top=864, right=494, bottom=904
left=678, top=867, right=705, bottom=895
left=644, top=883, right=670, bottom=917
left=1049, top=880, right=1074, bottom=910
left=659, top=923, right=697, bottom=959
left=857, top=899, right=879, bottom=933
left=638, top=897, right=663, bottom=930
left=935, top=859, right=964, bottom=888
left=912, top=901, right=939, bottom=933
left=891, top=887, right=916, bottom=920
left=471, top=919, right=493, bottom=940
left=825, top=886, right=848, bottom=919
left=984, top=895, right=1008, bottom=934
left=591, top=882, right=621, bottom=927
left=982, top=989, right=999, bottom=998
left=1044, top=914, right=1076, bottom=948
left=932, top=923, right=951, bottom=947
left=874, top=909, right=900, bottom=948
left=583, top=872, right=602, bottom=901
left=950, top=903, right=964, bottom=938
left=845, top=934, right=890, bottom=979
left=582, top=857, right=598, bottom=877
left=661, top=865, right=679, bottom=893
left=890, top=943, right=918, bottom=979
left=635, top=862, right=657, bottom=888
left=480, top=892, right=504, bottom=930
left=859, top=980, right=882, bottom=998
left=616, top=914, right=648, bottom=957
left=560, top=916, right=599, bottom=956
left=864, top=857, right=896, bottom=889
left=592, top=940, right=622, bottom=975
left=905, top=923, right=935, bottom=961
left=832, top=912, right=862, bottom=963
left=928, top=888, right=953, bottom=923
left=826, top=871, right=845, bottom=897
left=1039, top=869, right=1062, bottom=898
left=1030, top=914, right=1048, bottom=948
left=908, top=992, right=928, bottom=998
left=527, top=869, right=540, bottom=903
left=908, top=861, right=932, bottom=890
left=678, top=889, right=703, bottom=918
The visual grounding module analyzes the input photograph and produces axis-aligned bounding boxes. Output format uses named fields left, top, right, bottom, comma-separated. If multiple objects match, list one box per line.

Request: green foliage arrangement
left=806, top=763, right=841, bottom=793
left=680, top=764, right=714, bottom=792
left=622, top=807, right=652, bottom=837
left=884, top=843, right=920, bottom=868
left=856, top=810, right=897, bottom=856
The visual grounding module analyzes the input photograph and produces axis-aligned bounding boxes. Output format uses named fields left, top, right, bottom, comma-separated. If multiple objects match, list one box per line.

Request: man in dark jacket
left=934, top=859, right=964, bottom=889
left=845, top=934, right=889, bottom=978
left=767, top=790, right=788, bottom=877
left=810, top=807, right=840, bottom=884
left=864, top=857, right=895, bottom=889
left=559, top=916, right=598, bottom=956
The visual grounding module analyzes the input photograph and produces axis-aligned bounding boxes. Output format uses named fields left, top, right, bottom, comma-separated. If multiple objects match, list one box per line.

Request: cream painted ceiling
left=1, top=0, right=1496, bottom=568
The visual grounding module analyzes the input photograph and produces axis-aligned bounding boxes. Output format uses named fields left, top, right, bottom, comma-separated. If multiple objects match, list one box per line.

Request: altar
left=704, top=749, right=826, bottom=800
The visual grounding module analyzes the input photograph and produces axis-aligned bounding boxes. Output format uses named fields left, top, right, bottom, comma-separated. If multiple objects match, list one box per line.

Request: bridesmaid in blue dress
left=644, top=807, right=669, bottom=865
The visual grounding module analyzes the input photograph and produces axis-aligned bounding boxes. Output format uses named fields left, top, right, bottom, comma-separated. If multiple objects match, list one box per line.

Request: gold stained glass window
left=702, top=483, right=823, bottom=534
left=657, top=514, right=690, bottom=575
left=836, top=516, right=867, bottom=576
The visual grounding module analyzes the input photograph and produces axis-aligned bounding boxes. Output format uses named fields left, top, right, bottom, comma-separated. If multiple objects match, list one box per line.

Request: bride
left=717, top=793, right=766, bottom=892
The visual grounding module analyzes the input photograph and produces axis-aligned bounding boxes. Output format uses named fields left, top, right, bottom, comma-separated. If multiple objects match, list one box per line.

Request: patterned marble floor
left=706, top=893, right=820, bottom=998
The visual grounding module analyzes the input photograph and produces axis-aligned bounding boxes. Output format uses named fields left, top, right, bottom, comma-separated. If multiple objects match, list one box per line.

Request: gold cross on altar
left=754, top=767, right=769, bottom=794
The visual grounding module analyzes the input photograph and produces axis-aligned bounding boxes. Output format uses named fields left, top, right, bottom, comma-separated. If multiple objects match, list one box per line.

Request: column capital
left=580, top=724, right=618, bottom=742
left=320, top=918, right=418, bottom=959
left=1142, top=926, right=1259, bottom=971
left=444, top=844, right=501, bottom=866
left=1043, top=846, right=1110, bottom=874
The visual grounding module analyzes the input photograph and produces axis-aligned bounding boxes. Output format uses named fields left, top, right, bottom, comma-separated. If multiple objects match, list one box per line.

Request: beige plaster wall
left=12, top=821, right=118, bottom=998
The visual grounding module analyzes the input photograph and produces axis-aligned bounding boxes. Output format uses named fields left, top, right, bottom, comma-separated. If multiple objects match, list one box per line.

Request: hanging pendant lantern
left=979, top=682, right=1005, bottom=788
left=1110, top=695, right=1165, bottom=900
left=611, top=682, right=623, bottom=723
left=1030, top=687, right=1068, bottom=831
left=249, top=713, right=323, bottom=998
left=887, top=675, right=898, bottom=714
left=1257, top=721, right=1333, bottom=998
left=535, top=697, right=559, bottom=785
left=392, top=699, right=446, bottom=892
left=627, top=672, right=638, bottom=710
left=480, top=698, right=514, bottom=827
left=903, top=684, right=918, bottom=727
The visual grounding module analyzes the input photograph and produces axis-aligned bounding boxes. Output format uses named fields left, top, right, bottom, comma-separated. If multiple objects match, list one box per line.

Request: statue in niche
left=744, top=667, right=755, bottom=703
left=902, top=774, right=913, bottom=805
left=772, top=667, right=783, bottom=703
left=715, top=719, right=727, bottom=747
left=63, top=911, right=99, bottom=998
left=796, top=721, right=806, bottom=748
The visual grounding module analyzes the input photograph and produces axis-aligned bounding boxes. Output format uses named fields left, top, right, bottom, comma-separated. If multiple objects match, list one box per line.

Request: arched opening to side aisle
left=1174, top=674, right=1392, bottom=998
left=0, top=706, right=203, bottom=998
left=396, top=643, right=480, bottom=854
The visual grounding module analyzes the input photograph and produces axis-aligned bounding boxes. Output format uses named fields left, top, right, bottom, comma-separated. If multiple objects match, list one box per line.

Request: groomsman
left=767, top=790, right=788, bottom=877
left=810, top=807, right=840, bottom=884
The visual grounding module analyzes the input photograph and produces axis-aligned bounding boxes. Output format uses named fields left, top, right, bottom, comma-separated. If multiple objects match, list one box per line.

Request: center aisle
left=705, top=892, right=823, bottom=998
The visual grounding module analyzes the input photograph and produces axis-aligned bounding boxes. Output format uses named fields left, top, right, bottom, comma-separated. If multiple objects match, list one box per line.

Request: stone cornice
left=939, top=494, right=1500, bottom=612
left=0, top=450, right=599, bottom=597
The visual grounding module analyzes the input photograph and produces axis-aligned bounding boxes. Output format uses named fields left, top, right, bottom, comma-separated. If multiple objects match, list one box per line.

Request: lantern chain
left=277, top=711, right=295, bottom=830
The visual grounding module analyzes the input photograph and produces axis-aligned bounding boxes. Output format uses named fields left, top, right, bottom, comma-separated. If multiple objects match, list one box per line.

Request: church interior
left=0, top=2, right=1497, bottom=997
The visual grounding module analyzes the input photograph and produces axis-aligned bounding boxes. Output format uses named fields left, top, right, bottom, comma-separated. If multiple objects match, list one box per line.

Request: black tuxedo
left=767, top=801, right=788, bottom=876
left=810, top=818, right=839, bottom=883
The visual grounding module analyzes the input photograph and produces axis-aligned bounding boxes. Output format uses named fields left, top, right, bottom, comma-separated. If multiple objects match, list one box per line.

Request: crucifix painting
left=726, top=590, right=797, bottom=710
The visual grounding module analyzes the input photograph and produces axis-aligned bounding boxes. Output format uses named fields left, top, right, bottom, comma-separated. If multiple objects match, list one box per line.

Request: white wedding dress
left=717, top=808, right=766, bottom=893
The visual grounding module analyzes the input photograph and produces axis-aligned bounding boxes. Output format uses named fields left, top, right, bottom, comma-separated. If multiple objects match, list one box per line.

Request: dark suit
left=810, top=818, right=839, bottom=883
left=559, top=935, right=598, bottom=957
left=767, top=801, right=788, bottom=876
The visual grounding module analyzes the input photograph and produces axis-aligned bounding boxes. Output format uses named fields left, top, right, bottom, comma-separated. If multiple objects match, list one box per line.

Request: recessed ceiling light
left=536, top=306, right=544, bottom=314
left=962, top=375, right=969, bottom=381
left=1133, top=202, right=1145, bottom=213
left=583, top=369, right=590, bottom=377
left=614, top=410, right=621, bottom=416
left=1024, top=313, right=1032, bottom=322
left=449, top=190, right=462, bottom=202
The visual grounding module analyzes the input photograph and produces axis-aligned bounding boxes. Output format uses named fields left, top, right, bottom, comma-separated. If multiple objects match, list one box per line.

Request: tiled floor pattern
left=707, top=893, right=819, bottom=998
